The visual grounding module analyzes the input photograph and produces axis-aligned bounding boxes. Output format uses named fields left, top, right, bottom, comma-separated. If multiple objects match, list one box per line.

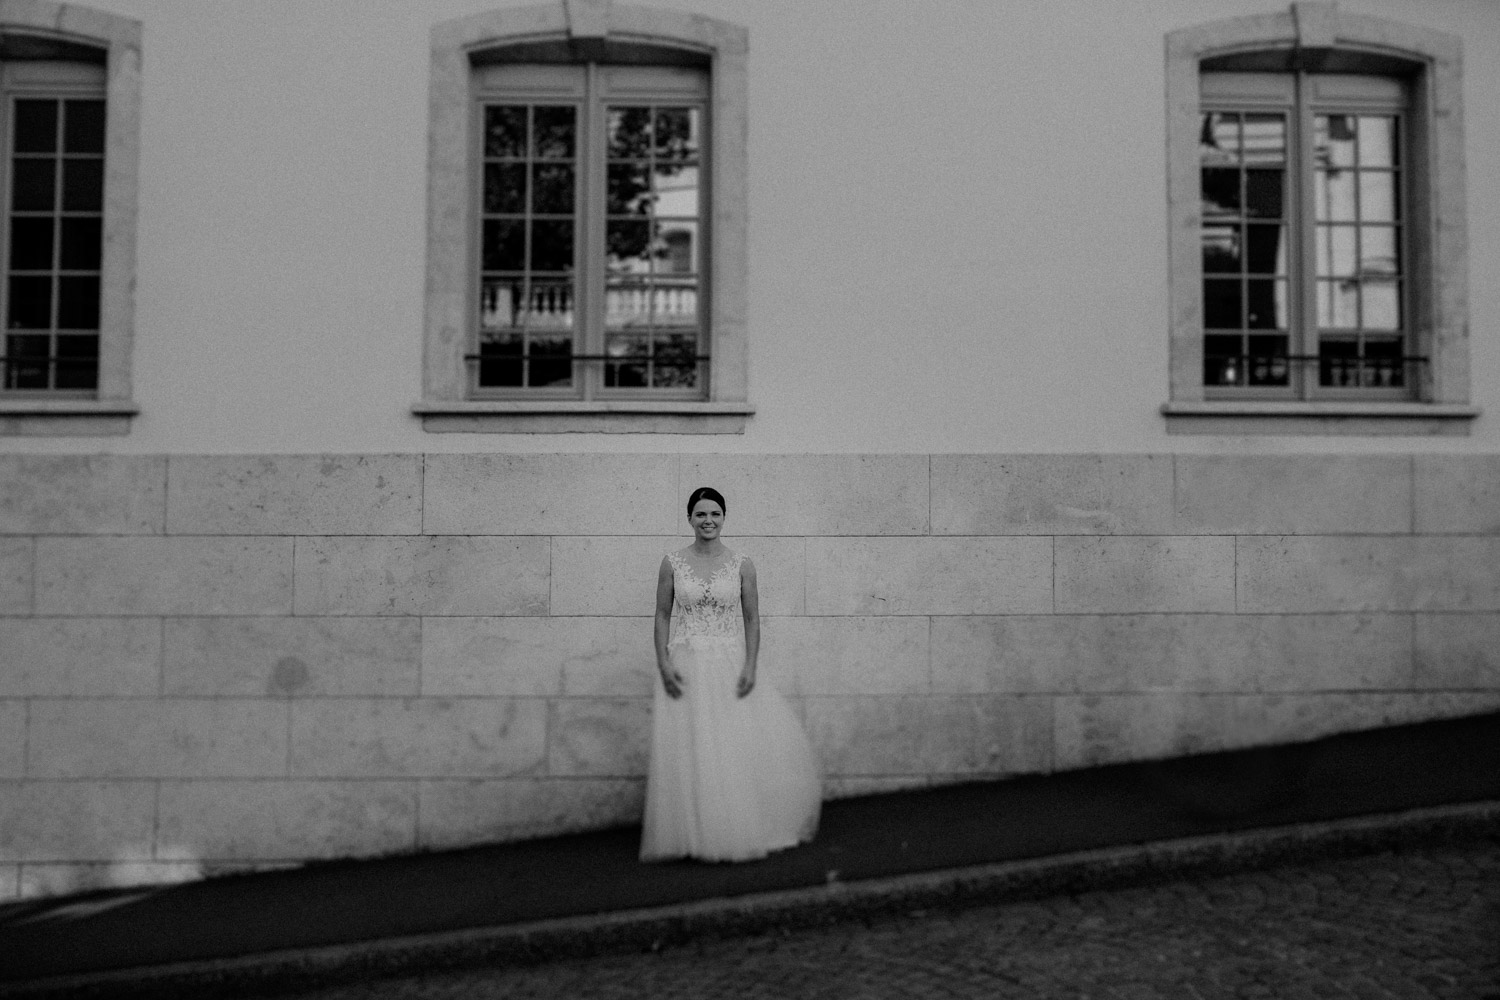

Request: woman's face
left=689, top=500, right=724, bottom=541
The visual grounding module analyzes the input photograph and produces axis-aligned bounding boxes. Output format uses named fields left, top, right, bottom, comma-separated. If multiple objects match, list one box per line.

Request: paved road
left=277, top=838, right=1500, bottom=1000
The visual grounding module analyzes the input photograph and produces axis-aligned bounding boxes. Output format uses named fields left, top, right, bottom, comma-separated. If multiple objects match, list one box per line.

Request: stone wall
left=2, top=452, right=1499, bottom=900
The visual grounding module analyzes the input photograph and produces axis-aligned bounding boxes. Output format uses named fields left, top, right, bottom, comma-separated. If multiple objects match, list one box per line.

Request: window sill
left=0, top=399, right=138, bottom=436
left=412, top=400, right=754, bottom=434
left=1162, top=401, right=1480, bottom=436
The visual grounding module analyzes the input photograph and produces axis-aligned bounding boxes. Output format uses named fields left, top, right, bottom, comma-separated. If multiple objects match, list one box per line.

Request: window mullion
left=1294, top=72, right=1318, bottom=399
left=580, top=62, right=603, bottom=401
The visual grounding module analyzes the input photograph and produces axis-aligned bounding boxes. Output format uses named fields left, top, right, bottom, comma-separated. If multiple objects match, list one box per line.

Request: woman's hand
left=736, top=669, right=755, bottom=698
left=660, top=666, right=685, bottom=699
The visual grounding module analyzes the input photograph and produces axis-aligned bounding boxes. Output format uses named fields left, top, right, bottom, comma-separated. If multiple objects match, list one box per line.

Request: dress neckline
left=671, top=548, right=740, bottom=586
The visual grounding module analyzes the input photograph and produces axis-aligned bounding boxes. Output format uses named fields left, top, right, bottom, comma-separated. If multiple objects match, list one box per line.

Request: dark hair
left=686, top=486, right=726, bottom=516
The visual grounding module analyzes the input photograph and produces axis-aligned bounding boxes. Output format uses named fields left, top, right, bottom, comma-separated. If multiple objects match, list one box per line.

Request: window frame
left=0, top=3, right=140, bottom=436
left=1162, top=2, right=1476, bottom=435
left=417, top=1, right=752, bottom=434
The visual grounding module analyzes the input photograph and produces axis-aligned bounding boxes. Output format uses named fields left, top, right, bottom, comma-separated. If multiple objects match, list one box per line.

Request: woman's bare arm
left=655, top=556, right=683, bottom=698
left=738, top=557, right=759, bottom=698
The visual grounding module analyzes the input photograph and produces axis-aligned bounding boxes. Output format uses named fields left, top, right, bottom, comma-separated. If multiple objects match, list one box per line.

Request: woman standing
left=640, top=487, right=822, bottom=862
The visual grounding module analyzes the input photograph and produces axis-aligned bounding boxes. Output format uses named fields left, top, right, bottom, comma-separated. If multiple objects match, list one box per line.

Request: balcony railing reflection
left=1205, top=353, right=1426, bottom=390
left=480, top=283, right=699, bottom=330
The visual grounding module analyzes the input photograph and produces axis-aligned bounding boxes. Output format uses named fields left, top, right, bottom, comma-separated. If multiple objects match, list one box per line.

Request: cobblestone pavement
left=278, top=838, right=1500, bottom=1000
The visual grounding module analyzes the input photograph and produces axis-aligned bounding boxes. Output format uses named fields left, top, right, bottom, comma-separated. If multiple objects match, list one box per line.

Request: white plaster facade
left=0, top=0, right=1498, bottom=899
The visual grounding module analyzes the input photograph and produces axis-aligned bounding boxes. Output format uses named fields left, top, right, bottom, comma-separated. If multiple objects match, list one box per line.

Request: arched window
left=1163, top=2, right=1474, bottom=434
left=417, top=1, right=751, bottom=433
left=0, top=2, right=140, bottom=436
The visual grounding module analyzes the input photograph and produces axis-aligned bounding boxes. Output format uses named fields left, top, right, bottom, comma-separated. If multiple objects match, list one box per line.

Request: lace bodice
left=667, top=549, right=745, bottom=643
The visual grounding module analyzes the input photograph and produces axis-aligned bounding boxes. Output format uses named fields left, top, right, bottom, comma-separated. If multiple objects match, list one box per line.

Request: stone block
left=0, top=618, right=160, bottom=696
left=157, top=780, right=417, bottom=860
left=36, top=537, right=292, bottom=615
left=18, top=861, right=203, bottom=899
left=547, top=698, right=652, bottom=777
left=423, top=454, right=678, bottom=535
left=803, top=695, right=1051, bottom=777
left=0, top=455, right=164, bottom=534
left=0, top=701, right=21, bottom=777
left=294, top=536, right=549, bottom=616
left=1415, top=455, right=1500, bottom=533
left=167, top=455, right=421, bottom=535
left=1413, top=614, right=1500, bottom=688
left=804, top=537, right=1051, bottom=616
left=0, top=538, right=29, bottom=614
left=418, top=778, right=644, bottom=849
left=164, top=617, right=421, bottom=697
left=931, top=454, right=1172, bottom=535
left=289, top=698, right=546, bottom=778
left=679, top=455, right=929, bottom=535
left=1055, top=537, right=1234, bottom=613
left=0, top=781, right=156, bottom=862
left=422, top=617, right=653, bottom=698
left=1053, top=691, right=1500, bottom=771
left=931, top=613, right=1410, bottom=694
left=551, top=536, right=804, bottom=616
left=1173, top=455, right=1411, bottom=534
left=1237, top=536, right=1500, bottom=613
left=27, top=700, right=288, bottom=778
left=760, top=617, right=929, bottom=696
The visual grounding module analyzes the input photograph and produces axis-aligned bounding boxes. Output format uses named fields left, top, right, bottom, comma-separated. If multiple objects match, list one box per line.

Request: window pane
left=1319, top=338, right=1360, bottom=387
left=7, top=275, right=50, bottom=328
left=1202, top=278, right=1241, bottom=329
left=607, top=220, right=652, bottom=274
left=653, top=278, right=699, bottom=327
left=652, top=332, right=698, bottom=387
left=528, top=335, right=573, bottom=386
left=1362, top=278, right=1400, bottom=331
left=63, top=100, right=105, bottom=154
left=1364, top=338, right=1405, bottom=387
left=13, top=100, right=57, bottom=153
left=9, top=217, right=52, bottom=270
left=1201, top=225, right=1240, bottom=273
left=1360, top=225, right=1399, bottom=276
left=1199, top=112, right=1239, bottom=164
left=1357, top=116, right=1397, bottom=168
left=653, top=108, right=699, bottom=160
left=59, top=217, right=102, bottom=270
left=54, top=333, right=97, bottom=388
left=1244, top=169, right=1283, bottom=218
left=532, top=106, right=575, bottom=159
left=57, top=275, right=99, bottom=329
left=531, top=163, right=574, bottom=214
left=607, top=107, right=652, bottom=159
left=1240, top=114, right=1285, bottom=165
left=1316, top=115, right=1356, bottom=169
left=1203, top=334, right=1244, bottom=386
left=605, top=334, right=648, bottom=387
left=482, top=219, right=525, bottom=271
left=606, top=281, right=651, bottom=328
left=1316, top=225, right=1356, bottom=278
left=529, top=219, right=573, bottom=272
left=477, top=334, right=523, bottom=387
left=1200, top=167, right=1239, bottom=217
left=523, top=281, right=574, bottom=330
left=1316, top=168, right=1355, bottom=222
left=1317, top=279, right=1357, bottom=329
left=608, top=163, right=652, bottom=215
left=484, top=106, right=527, bottom=158
left=480, top=279, right=523, bottom=330
left=62, top=159, right=103, bottom=212
left=1245, top=279, right=1286, bottom=329
left=1246, top=334, right=1289, bottom=386
left=484, top=163, right=526, bottom=214
left=1358, top=171, right=1398, bottom=223
left=4, top=333, right=49, bottom=388
left=653, top=163, right=698, bottom=218
left=11, top=159, right=55, bottom=211
left=1244, top=224, right=1285, bottom=275
left=655, top=220, right=696, bottom=275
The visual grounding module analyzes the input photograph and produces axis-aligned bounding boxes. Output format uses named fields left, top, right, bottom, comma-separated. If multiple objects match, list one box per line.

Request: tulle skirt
left=640, top=635, right=822, bottom=862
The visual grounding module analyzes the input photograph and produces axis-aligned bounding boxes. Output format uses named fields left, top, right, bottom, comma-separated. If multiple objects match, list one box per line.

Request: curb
left=5, top=799, right=1498, bottom=1000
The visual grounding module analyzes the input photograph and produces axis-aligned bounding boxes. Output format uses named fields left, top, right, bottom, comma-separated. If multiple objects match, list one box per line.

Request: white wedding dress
left=640, top=549, right=822, bottom=862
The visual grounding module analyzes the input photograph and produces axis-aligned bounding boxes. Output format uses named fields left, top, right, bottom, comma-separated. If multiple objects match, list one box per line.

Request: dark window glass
left=9, top=217, right=53, bottom=270
left=11, top=159, right=55, bottom=211
left=54, top=332, right=97, bottom=388
left=62, top=158, right=103, bottom=212
left=13, top=100, right=57, bottom=153
left=57, top=275, right=100, bottom=329
left=7, top=275, right=51, bottom=328
left=63, top=100, right=105, bottom=154
left=58, top=217, right=101, bottom=270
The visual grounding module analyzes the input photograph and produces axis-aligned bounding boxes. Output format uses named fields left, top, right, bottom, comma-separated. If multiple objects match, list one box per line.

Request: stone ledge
left=1161, top=402, right=1480, bottom=436
left=0, top=401, right=139, bottom=437
left=412, top=401, right=753, bottom=434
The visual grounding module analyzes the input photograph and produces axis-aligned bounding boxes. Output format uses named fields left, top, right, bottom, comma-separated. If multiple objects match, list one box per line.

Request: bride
left=639, top=487, right=822, bottom=862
